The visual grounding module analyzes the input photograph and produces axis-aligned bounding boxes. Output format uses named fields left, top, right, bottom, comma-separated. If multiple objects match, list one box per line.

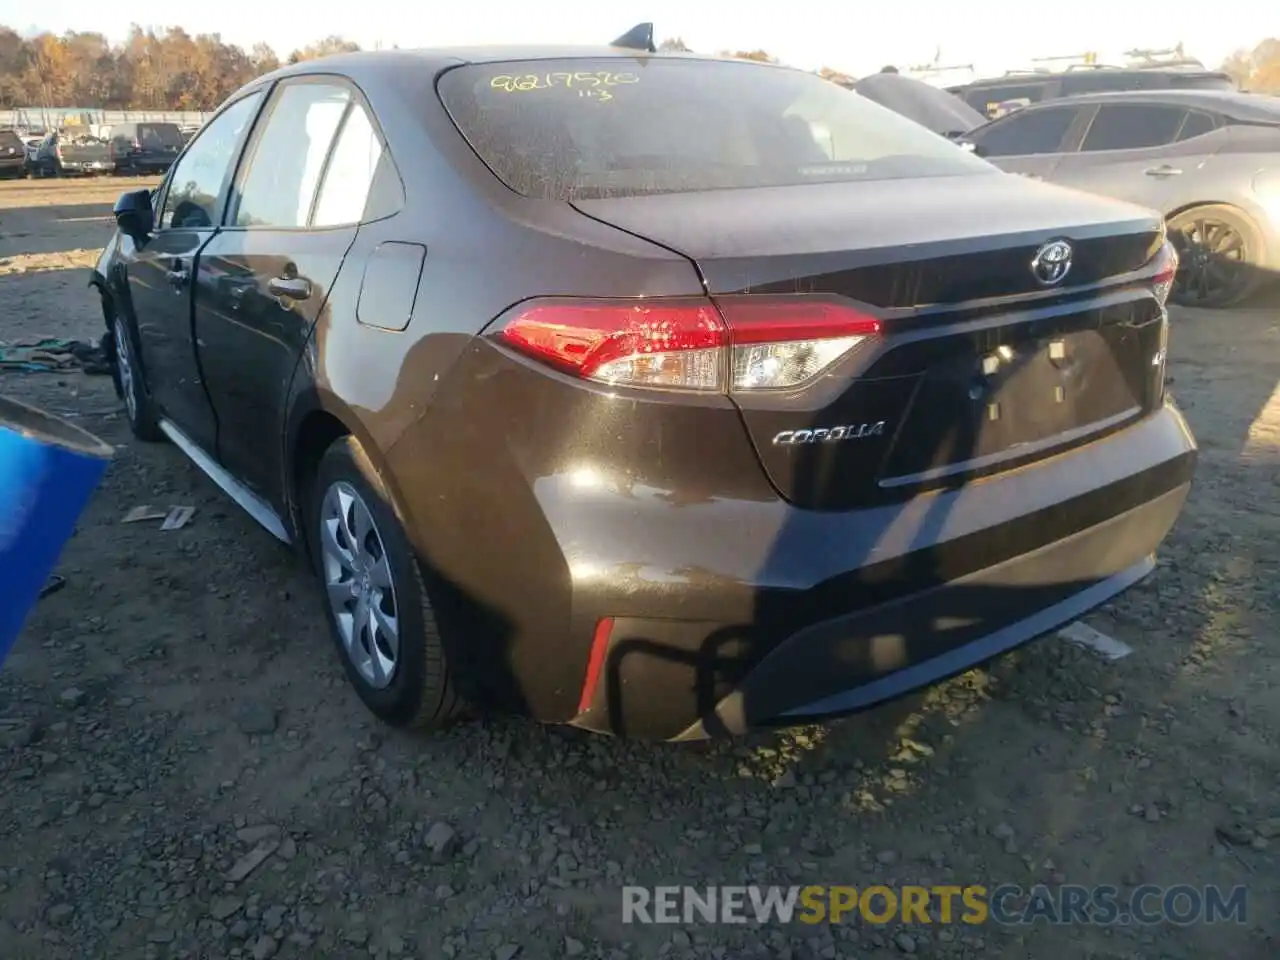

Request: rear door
left=967, top=104, right=1088, bottom=179
left=121, top=92, right=265, bottom=453
left=194, top=78, right=388, bottom=502
left=1047, top=103, right=1219, bottom=211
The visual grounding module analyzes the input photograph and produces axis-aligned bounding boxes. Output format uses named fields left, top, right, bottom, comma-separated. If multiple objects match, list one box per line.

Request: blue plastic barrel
left=0, top=395, right=113, bottom=666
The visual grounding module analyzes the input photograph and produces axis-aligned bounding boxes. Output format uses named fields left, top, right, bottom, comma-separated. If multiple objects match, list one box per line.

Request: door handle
left=268, top=276, right=312, bottom=300
left=1144, top=165, right=1182, bottom=177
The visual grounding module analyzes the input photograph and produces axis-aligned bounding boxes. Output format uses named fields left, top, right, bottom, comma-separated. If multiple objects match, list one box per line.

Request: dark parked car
left=961, top=90, right=1280, bottom=308
left=852, top=72, right=985, bottom=138
left=0, top=129, right=26, bottom=178
left=91, top=38, right=1197, bottom=741
left=948, top=66, right=1236, bottom=120
left=108, top=121, right=184, bottom=174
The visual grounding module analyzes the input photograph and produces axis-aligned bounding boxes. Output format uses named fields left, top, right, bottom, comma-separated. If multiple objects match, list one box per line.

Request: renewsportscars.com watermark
left=622, top=884, right=1248, bottom=926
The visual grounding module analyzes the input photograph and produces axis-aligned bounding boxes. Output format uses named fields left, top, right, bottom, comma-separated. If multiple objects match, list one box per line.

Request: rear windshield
left=0, top=131, right=22, bottom=150
left=139, top=123, right=184, bottom=148
left=438, top=58, right=994, bottom=201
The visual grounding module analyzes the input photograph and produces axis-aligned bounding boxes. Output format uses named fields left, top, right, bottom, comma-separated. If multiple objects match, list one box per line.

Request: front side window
left=438, top=58, right=994, bottom=201
left=969, top=106, right=1077, bottom=157
left=233, top=82, right=351, bottom=228
left=161, top=92, right=263, bottom=230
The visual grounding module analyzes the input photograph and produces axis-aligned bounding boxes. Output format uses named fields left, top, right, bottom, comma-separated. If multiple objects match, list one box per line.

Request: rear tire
left=1167, top=204, right=1265, bottom=309
left=307, top=437, right=463, bottom=730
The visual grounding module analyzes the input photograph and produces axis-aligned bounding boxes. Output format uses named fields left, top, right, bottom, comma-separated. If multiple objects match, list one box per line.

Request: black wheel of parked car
left=110, top=315, right=164, bottom=442
left=307, top=437, right=464, bottom=730
left=1167, top=205, right=1265, bottom=309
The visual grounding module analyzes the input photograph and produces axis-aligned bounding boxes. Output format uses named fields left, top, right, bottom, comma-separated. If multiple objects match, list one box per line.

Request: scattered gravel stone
left=236, top=824, right=281, bottom=845
left=210, top=897, right=244, bottom=921
left=250, top=934, right=279, bottom=959
left=424, top=822, right=458, bottom=861
left=226, top=840, right=280, bottom=883
left=58, top=687, right=86, bottom=708
left=236, top=705, right=278, bottom=735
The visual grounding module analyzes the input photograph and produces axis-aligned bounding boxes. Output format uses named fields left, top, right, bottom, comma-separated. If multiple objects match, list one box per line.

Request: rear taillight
left=1150, top=239, right=1178, bottom=306
left=494, top=296, right=881, bottom=393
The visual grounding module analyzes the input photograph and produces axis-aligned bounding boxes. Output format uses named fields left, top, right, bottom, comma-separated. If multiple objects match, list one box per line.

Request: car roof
left=957, top=67, right=1230, bottom=88
left=248, top=46, right=790, bottom=89
left=1017, top=88, right=1280, bottom=121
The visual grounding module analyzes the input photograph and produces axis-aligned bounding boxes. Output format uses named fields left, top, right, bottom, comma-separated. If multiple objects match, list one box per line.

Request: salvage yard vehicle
left=30, top=129, right=112, bottom=177
left=0, top=130, right=26, bottom=178
left=108, top=121, right=184, bottom=175
left=91, top=25, right=1197, bottom=741
left=947, top=64, right=1236, bottom=120
left=960, top=89, right=1280, bottom=307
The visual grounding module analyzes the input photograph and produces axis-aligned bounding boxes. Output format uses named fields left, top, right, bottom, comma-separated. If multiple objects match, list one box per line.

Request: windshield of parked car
left=438, top=58, right=996, bottom=200
left=0, top=131, right=22, bottom=151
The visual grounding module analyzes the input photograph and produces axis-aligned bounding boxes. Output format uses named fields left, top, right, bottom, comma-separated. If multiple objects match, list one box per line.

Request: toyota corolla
left=91, top=30, right=1197, bottom=740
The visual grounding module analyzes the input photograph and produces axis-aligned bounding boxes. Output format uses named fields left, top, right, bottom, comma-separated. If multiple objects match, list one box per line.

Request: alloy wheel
left=319, top=481, right=400, bottom=689
left=113, top=320, right=137, bottom=423
left=1169, top=217, right=1250, bottom=307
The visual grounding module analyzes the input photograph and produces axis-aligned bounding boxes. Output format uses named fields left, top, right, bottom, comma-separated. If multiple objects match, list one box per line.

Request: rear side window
left=140, top=123, right=184, bottom=149
left=963, top=84, right=1051, bottom=117
left=1080, top=104, right=1187, bottom=151
left=970, top=106, right=1077, bottom=156
left=233, top=82, right=351, bottom=228
left=438, top=59, right=993, bottom=201
left=312, top=103, right=401, bottom=226
left=1177, top=111, right=1217, bottom=141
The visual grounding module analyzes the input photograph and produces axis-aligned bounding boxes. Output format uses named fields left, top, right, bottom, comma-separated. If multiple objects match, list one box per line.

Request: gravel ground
left=1, top=177, right=1277, bottom=960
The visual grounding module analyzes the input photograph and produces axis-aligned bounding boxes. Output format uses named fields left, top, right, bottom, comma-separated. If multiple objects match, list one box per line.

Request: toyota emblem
left=1031, top=239, right=1073, bottom=286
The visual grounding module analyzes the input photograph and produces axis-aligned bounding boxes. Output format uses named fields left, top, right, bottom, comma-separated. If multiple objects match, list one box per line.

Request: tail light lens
left=494, top=296, right=880, bottom=393
left=1150, top=239, right=1178, bottom=306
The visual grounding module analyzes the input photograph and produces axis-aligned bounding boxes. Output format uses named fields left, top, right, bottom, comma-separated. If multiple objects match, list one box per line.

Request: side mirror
left=113, top=189, right=154, bottom=242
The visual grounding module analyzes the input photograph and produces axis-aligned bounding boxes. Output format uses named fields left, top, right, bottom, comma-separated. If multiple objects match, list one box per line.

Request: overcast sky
left=1, top=0, right=1269, bottom=80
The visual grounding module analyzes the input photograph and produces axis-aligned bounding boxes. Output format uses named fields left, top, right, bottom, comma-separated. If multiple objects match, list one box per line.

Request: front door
left=121, top=91, right=265, bottom=451
left=970, top=104, right=1085, bottom=181
left=194, top=80, right=386, bottom=504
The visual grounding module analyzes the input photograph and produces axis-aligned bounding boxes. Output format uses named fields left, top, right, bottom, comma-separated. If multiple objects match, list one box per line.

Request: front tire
left=307, top=437, right=463, bottom=730
left=111, top=315, right=164, bottom=442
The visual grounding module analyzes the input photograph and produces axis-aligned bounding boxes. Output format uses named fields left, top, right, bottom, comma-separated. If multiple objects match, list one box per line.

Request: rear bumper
left=562, top=402, right=1195, bottom=740
left=670, top=484, right=1182, bottom=740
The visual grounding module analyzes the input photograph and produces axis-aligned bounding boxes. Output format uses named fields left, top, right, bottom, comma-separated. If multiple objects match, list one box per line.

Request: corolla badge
left=1031, top=239, right=1073, bottom=286
left=773, top=422, right=886, bottom=445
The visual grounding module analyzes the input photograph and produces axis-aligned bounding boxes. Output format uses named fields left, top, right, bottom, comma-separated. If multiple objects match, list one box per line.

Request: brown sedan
left=92, top=35, right=1197, bottom=740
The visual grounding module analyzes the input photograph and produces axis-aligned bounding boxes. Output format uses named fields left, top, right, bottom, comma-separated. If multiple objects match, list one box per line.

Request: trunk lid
left=574, top=174, right=1167, bottom=510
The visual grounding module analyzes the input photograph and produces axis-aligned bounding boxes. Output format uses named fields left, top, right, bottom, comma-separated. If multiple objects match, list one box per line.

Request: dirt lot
left=0, top=177, right=1277, bottom=960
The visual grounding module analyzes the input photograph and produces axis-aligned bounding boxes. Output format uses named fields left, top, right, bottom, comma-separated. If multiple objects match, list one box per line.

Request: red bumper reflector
left=577, top=617, right=615, bottom=714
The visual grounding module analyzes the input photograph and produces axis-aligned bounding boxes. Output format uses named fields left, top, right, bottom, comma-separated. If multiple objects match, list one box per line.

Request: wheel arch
left=283, top=390, right=419, bottom=561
